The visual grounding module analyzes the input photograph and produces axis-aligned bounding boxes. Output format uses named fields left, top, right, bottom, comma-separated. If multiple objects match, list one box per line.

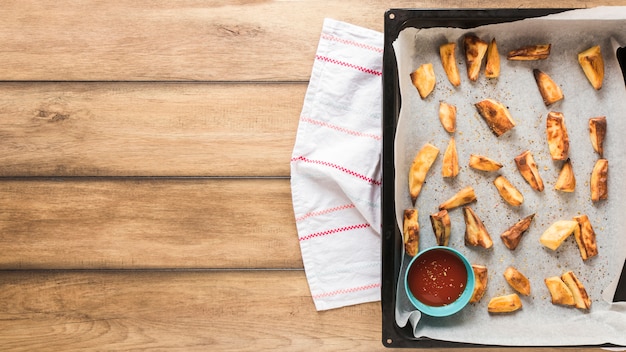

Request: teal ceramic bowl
left=404, top=246, right=475, bottom=317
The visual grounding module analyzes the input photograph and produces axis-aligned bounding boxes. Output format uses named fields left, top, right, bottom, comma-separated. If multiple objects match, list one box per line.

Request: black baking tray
left=381, top=8, right=626, bottom=348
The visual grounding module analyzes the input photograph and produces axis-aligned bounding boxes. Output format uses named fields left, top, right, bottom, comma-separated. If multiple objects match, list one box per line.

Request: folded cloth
left=290, top=18, right=384, bottom=311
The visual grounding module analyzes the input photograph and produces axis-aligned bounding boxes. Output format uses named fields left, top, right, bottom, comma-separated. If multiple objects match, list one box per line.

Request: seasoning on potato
left=464, top=34, right=488, bottom=81
left=500, top=214, right=535, bottom=250
left=514, top=150, right=544, bottom=192
left=403, top=209, right=420, bottom=257
left=475, top=98, right=516, bottom=137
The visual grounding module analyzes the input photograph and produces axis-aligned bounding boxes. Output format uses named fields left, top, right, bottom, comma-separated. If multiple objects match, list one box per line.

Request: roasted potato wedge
left=410, top=63, right=436, bottom=99
left=464, top=34, right=488, bottom=81
left=403, top=209, right=420, bottom=257
left=503, top=266, right=531, bottom=296
left=470, top=264, right=488, bottom=303
left=554, top=158, right=576, bottom=192
left=578, top=45, right=604, bottom=90
left=463, top=206, right=493, bottom=249
left=439, top=186, right=477, bottom=211
left=439, top=42, right=461, bottom=87
left=488, top=293, right=523, bottom=313
left=533, top=69, right=563, bottom=106
left=485, top=38, right=500, bottom=78
left=545, top=276, right=575, bottom=306
left=539, top=220, right=578, bottom=250
left=546, top=111, right=570, bottom=161
left=430, top=209, right=451, bottom=246
left=442, top=137, right=459, bottom=178
left=573, top=214, right=598, bottom=261
left=514, top=150, right=544, bottom=192
left=493, top=175, right=524, bottom=206
left=561, top=271, right=591, bottom=309
left=507, top=44, right=551, bottom=60
left=590, top=158, right=608, bottom=202
left=468, top=154, right=503, bottom=172
left=475, top=98, right=516, bottom=137
left=439, top=102, right=457, bottom=133
left=500, top=214, right=535, bottom=250
left=408, top=143, right=440, bottom=205
left=589, top=116, right=607, bottom=158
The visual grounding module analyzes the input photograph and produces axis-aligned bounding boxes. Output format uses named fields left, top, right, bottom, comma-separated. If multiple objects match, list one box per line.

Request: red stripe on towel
left=298, top=223, right=370, bottom=242
left=295, top=203, right=356, bottom=222
left=320, top=33, right=383, bottom=53
left=315, top=55, right=382, bottom=76
left=312, top=282, right=381, bottom=299
left=290, top=156, right=381, bottom=186
left=300, top=117, right=381, bottom=141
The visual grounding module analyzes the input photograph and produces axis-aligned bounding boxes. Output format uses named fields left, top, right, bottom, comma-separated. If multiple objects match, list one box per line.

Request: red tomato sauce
left=407, top=248, right=468, bottom=307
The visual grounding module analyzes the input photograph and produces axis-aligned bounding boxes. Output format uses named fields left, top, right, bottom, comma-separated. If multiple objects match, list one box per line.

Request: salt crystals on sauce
left=407, top=248, right=468, bottom=307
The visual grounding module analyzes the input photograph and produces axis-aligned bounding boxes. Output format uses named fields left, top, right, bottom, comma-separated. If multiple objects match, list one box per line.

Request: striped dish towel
left=290, top=18, right=383, bottom=311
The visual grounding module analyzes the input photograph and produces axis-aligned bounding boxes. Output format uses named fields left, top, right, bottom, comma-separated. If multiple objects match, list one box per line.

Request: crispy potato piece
left=514, top=150, right=544, bottom=192
left=403, top=209, right=419, bottom=257
left=439, top=186, right=477, bottom=211
left=589, top=116, right=607, bottom=158
left=485, top=38, right=500, bottom=78
left=468, top=154, right=503, bottom=172
left=590, top=159, right=608, bottom=202
left=439, top=102, right=456, bottom=133
left=545, top=276, right=575, bottom=306
left=410, top=63, right=436, bottom=99
left=475, top=99, right=516, bottom=137
left=500, top=214, right=535, bottom=250
left=578, top=45, right=604, bottom=90
left=463, top=206, right=493, bottom=249
left=533, top=69, right=564, bottom=106
left=470, top=264, right=488, bottom=303
left=493, top=175, right=524, bottom=206
left=503, top=266, right=531, bottom=296
left=561, top=271, right=591, bottom=309
left=546, top=112, right=570, bottom=161
left=430, top=209, right=451, bottom=246
left=439, top=42, right=461, bottom=87
left=540, top=220, right=578, bottom=250
left=507, top=44, right=551, bottom=60
left=573, top=214, right=598, bottom=261
left=488, top=293, right=522, bottom=313
left=442, top=137, right=459, bottom=178
left=464, top=35, right=488, bottom=81
left=555, top=159, right=576, bottom=192
left=408, top=143, right=440, bottom=205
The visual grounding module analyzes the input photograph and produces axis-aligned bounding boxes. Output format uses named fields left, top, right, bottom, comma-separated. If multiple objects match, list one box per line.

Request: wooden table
left=0, top=1, right=619, bottom=351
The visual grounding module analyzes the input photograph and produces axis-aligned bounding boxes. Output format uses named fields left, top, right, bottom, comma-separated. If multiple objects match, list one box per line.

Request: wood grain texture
left=0, top=82, right=301, bottom=177
left=0, top=178, right=300, bottom=269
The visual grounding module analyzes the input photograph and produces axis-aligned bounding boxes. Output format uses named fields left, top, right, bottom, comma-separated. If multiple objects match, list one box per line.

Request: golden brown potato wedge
left=464, top=35, right=488, bottom=81
left=408, top=143, right=440, bottom=205
left=561, top=271, right=591, bottom=309
left=546, top=112, right=570, bottom=161
left=439, top=42, right=461, bottom=87
left=503, top=266, right=531, bottom=296
left=485, top=38, right=500, bottom=78
left=554, top=159, right=576, bottom=192
left=578, top=45, right=604, bottom=90
left=463, top=206, right=493, bottom=249
left=500, top=214, right=535, bottom=250
left=439, top=102, right=456, bottom=133
left=539, top=220, right=578, bottom=250
left=590, top=158, right=608, bottom=202
left=403, top=209, right=420, bottom=257
left=442, top=137, right=459, bottom=178
left=475, top=99, right=516, bottom=137
left=410, top=63, right=436, bottom=99
left=589, top=116, right=607, bottom=158
left=507, top=44, right=551, bottom=60
left=514, top=150, right=544, bottom=192
left=533, top=69, right=564, bottom=106
left=470, top=264, right=488, bottom=303
left=468, top=154, right=503, bottom=172
left=488, top=293, right=523, bottom=313
left=439, top=186, right=477, bottom=211
left=493, top=175, right=524, bottom=206
left=430, top=209, right=451, bottom=246
left=545, top=276, right=575, bottom=306
left=573, top=214, right=598, bottom=261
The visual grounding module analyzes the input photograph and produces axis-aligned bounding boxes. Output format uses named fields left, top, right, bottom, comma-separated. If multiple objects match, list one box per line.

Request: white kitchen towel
left=290, top=18, right=383, bottom=311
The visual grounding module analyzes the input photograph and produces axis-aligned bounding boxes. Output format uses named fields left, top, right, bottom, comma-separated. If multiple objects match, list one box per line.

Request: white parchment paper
left=393, top=7, right=626, bottom=346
